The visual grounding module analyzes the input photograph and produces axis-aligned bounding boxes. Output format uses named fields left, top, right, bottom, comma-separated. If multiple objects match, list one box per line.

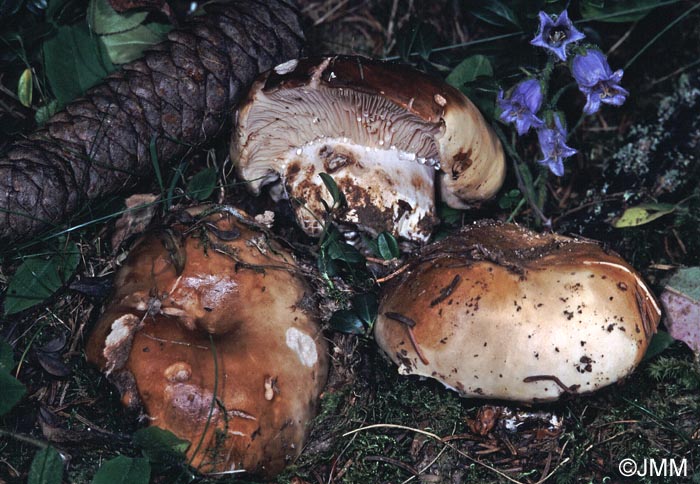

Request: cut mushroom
left=232, top=56, right=505, bottom=246
left=374, top=221, right=660, bottom=402
left=86, top=207, right=328, bottom=477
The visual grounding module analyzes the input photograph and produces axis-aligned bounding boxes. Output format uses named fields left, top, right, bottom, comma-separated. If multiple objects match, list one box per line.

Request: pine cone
left=0, top=0, right=304, bottom=242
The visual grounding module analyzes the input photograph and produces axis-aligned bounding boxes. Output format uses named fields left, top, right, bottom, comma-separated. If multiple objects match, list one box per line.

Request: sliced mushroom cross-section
left=232, top=56, right=505, bottom=246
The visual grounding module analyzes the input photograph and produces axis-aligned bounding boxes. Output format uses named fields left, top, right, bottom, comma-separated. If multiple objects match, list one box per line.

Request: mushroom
left=232, top=56, right=505, bottom=246
left=86, top=207, right=328, bottom=477
left=374, top=221, right=661, bottom=402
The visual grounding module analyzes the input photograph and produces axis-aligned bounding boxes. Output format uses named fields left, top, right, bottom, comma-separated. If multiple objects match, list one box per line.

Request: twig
left=375, top=263, right=408, bottom=283
left=343, top=424, right=537, bottom=484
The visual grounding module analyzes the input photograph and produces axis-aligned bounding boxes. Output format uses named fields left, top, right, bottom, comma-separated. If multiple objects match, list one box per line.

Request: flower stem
left=625, top=1, right=700, bottom=69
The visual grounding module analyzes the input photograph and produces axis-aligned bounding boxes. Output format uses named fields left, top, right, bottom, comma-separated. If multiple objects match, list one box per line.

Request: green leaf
left=0, top=371, right=26, bottom=415
left=28, top=447, right=63, bottom=484
left=18, top=68, right=33, bottom=107
left=666, top=267, right=700, bottom=302
left=327, top=240, right=364, bottom=265
left=498, top=189, right=522, bottom=209
left=580, top=0, right=663, bottom=23
left=186, top=168, right=217, bottom=201
left=133, top=426, right=190, bottom=464
left=470, top=0, right=521, bottom=28
left=352, top=293, right=378, bottom=328
left=92, top=456, right=150, bottom=484
left=43, top=23, right=115, bottom=105
left=4, top=243, right=80, bottom=315
left=437, top=203, right=463, bottom=225
left=88, top=0, right=148, bottom=35
left=642, top=330, right=676, bottom=361
left=35, top=99, right=60, bottom=126
left=612, top=204, right=675, bottom=228
left=397, top=20, right=437, bottom=61
left=376, top=232, right=399, bottom=260
left=446, top=55, right=493, bottom=88
left=329, top=309, right=365, bottom=334
left=319, top=172, right=344, bottom=209
left=101, top=23, right=168, bottom=65
left=0, top=339, right=14, bottom=371
left=661, top=267, right=700, bottom=355
left=149, top=135, right=164, bottom=195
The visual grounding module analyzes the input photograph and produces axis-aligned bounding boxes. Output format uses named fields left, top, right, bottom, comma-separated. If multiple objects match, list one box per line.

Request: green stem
left=625, top=2, right=700, bottom=69
left=549, top=82, right=576, bottom=107
left=0, top=428, right=49, bottom=449
left=188, top=334, right=218, bottom=468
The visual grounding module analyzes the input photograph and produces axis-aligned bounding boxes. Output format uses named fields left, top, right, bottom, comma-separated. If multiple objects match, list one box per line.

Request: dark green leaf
left=470, top=0, right=521, bottom=28
left=101, top=23, right=169, bottom=64
left=642, top=330, right=675, bottom=361
left=46, top=0, right=74, bottom=23
left=397, top=20, right=437, bottom=61
left=35, top=99, right=60, bottom=126
left=4, top=243, right=80, bottom=315
left=28, top=447, right=63, bottom=484
left=580, top=0, right=663, bottom=23
left=149, top=135, right=164, bottom=194
left=462, top=89, right=497, bottom=119
left=352, top=293, right=378, bottom=328
left=43, top=23, right=114, bottom=105
left=133, top=426, right=189, bottom=464
left=0, top=339, right=14, bottom=371
left=88, top=0, right=147, bottom=35
left=320, top=225, right=340, bottom=249
left=437, top=203, right=463, bottom=225
left=329, top=309, right=365, bottom=334
left=317, top=251, right=338, bottom=278
left=319, top=173, right=342, bottom=208
left=186, top=168, right=217, bottom=201
left=0, top=0, right=24, bottom=17
left=446, top=55, right=493, bottom=88
left=0, top=371, right=26, bottom=415
left=327, top=240, right=364, bottom=265
left=498, top=189, right=522, bottom=209
left=92, top=456, right=150, bottom=484
left=376, top=232, right=399, bottom=260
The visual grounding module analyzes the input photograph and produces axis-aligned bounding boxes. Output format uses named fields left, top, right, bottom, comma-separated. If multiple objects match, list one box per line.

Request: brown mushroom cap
left=86, top=208, right=328, bottom=477
left=232, top=56, right=505, bottom=245
left=374, top=221, right=660, bottom=402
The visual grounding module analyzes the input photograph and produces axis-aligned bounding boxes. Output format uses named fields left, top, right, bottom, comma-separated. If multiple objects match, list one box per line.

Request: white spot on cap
left=286, top=327, right=318, bottom=367
left=434, top=94, right=447, bottom=107
left=103, top=314, right=141, bottom=374
left=164, top=362, right=192, bottom=382
left=274, top=59, right=299, bottom=75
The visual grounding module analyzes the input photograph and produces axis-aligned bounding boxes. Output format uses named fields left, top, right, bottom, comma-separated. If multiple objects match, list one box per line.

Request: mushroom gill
left=86, top=207, right=328, bottom=477
left=232, top=56, right=505, bottom=246
left=374, top=221, right=661, bottom=403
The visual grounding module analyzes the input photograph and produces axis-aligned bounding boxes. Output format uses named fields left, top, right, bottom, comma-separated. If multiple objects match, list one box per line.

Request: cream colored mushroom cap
left=374, top=221, right=660, bottom=403
left=86, top=208, right=328, bottom=477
